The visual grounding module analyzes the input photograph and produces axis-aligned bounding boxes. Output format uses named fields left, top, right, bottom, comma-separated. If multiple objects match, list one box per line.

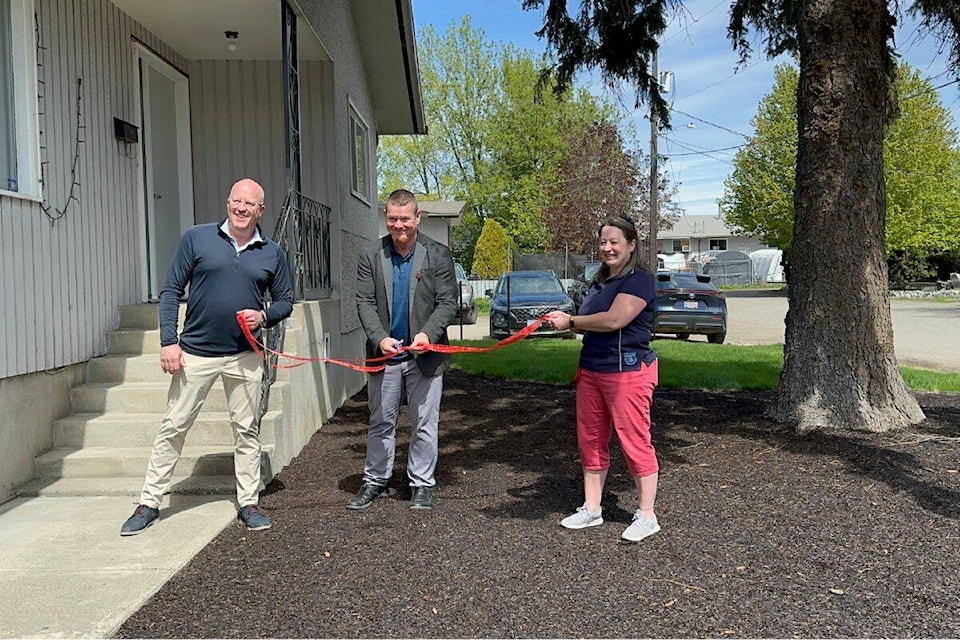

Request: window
left=0, top=0, right=40, bottom=198
left=671, top=239, right=688, bottom=253
left=349, top=103, right=369, bottom=202
left=709, top=238, right=728, bottom=251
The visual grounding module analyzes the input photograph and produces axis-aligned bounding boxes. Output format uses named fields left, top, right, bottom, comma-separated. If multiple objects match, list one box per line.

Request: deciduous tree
left=722, top=62, right=960, bottom=269
left=378, top=17, right=667, bottom=265
left=720, top=64, right=798, bottom=255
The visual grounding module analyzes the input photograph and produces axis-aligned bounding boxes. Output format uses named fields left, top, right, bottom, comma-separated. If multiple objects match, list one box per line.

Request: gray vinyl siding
left=188, top=59, right=333, bottom=235
left=0, top=0, right=187, bottom=379
left=188, top=59, right=285, bottom=229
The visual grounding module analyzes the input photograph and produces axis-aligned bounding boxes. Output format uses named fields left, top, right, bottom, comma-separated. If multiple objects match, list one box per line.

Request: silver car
left=453, top=263, right=477, bottom=324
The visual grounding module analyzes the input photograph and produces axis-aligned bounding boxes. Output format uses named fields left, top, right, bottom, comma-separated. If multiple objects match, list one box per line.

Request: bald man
left=122, top=178, right=293, bottom=536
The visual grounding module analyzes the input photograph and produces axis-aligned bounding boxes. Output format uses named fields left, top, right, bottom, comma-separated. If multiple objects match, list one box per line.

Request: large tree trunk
left=773, top=0, right=925, bottom=433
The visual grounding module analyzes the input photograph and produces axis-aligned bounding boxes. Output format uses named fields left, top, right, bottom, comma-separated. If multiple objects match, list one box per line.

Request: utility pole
left=648, top=49, right=659, bottom=269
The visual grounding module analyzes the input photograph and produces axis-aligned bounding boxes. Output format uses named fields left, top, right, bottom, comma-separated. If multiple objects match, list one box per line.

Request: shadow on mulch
left=115, top=369, right=960, bottom=639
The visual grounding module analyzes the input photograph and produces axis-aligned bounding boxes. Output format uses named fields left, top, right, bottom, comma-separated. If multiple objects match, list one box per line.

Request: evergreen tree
left=472, top=218, right=513, bottom=278
left=523, top=0, right=960, bottom=433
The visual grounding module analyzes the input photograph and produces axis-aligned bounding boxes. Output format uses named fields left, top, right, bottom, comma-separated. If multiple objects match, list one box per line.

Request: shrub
left=472, top=219, right=512, bottom=278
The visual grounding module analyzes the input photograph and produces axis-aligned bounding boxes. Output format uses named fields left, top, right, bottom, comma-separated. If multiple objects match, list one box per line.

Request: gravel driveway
left=447, top=291, right=960, bottom=373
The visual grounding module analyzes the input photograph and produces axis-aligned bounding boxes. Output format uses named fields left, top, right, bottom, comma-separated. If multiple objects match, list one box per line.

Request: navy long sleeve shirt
left=159, top=222, right=294, bottom=356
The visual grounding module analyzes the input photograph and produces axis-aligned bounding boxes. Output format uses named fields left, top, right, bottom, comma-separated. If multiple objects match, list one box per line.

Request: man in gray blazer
left=349, top=189, right=459, bottom=510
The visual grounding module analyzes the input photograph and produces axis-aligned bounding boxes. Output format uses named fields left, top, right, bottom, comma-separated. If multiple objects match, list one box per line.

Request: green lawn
left=450, top=338, right=960, bottom=392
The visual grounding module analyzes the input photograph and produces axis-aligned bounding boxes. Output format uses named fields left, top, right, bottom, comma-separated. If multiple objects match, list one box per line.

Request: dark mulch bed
left=116, top=369, right=960, bottom=639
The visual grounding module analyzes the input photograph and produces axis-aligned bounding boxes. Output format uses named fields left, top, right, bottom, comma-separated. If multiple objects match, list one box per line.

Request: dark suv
left=487, top=271, right=575, bottom=338
left=652, top=271, right=727, bottom=343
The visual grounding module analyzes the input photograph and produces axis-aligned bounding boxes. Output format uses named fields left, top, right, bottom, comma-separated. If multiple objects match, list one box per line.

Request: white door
left=137, top=46, right=194, bottom=300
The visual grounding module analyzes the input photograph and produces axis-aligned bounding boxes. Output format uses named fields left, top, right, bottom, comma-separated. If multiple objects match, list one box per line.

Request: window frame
left=709, top=238, right=728, bottom=251
left=348, top=99, right=370, bottom=204
left=0, top=0, right=42, bottom=201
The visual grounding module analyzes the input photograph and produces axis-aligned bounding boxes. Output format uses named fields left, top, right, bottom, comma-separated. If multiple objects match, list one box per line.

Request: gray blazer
left=356, top=232, right=459, bottom=376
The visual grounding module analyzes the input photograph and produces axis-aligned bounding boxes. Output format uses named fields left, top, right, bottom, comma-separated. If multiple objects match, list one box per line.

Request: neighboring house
left=0, top=0, right=425, bottom=500
left=377, top=199, right=466, bottom=248
left=658, top=214, right=770, bottom=259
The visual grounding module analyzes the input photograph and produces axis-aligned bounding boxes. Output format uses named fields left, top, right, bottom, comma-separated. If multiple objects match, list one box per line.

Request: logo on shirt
left=623, top=351, right=639, bottom=367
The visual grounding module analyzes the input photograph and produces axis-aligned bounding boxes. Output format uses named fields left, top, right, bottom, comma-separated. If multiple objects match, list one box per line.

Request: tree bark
left=772, top=0, right=925, bottom=433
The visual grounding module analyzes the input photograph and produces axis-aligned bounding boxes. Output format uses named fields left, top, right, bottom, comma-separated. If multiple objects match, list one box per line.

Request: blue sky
left=410, top=0, right=960, bottom=217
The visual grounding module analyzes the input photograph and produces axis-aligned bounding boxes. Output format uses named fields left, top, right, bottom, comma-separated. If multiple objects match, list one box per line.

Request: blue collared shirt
left=389, top=243, right=415, bottom=361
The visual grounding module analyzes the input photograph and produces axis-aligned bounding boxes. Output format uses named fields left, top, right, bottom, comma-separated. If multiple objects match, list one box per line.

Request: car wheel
left=675, top=333, right=690, bottom=341
left=464, top=305, right=478, bottom=325
left=707, top=333, right=726, bottom=344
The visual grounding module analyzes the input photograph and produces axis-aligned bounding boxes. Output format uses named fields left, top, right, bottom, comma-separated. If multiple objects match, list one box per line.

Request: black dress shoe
left=346, top=483, right=387, bottom=510
left=410, top=486, right=433, bottom=510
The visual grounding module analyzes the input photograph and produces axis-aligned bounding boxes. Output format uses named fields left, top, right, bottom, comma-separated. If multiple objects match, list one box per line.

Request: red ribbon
left=237, top=312, right=547, bottom=373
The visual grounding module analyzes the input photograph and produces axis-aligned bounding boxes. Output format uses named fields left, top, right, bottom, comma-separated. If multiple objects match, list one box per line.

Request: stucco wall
left=269, top=301, right=366, bottom=473
left=0, top=364, right=84, bottom=500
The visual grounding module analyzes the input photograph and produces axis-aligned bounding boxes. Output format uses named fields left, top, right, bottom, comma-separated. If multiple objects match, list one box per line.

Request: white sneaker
left=621, top=509, right=660, bottom=542
left=560, top=504, right=603, bottom=529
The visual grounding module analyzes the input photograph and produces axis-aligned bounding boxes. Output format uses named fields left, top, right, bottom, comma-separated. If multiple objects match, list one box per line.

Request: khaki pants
left=140, top=351, right=264, bottom=508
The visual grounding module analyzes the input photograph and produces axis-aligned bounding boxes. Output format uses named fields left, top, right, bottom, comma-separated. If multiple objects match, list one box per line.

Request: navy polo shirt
left=578, top=268, right=657, bottom=372
left=389, top=243, right=415, bottom=362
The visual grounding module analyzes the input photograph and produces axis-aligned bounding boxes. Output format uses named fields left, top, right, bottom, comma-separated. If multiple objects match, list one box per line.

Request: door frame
left=133, top=41, right=194, bottom=300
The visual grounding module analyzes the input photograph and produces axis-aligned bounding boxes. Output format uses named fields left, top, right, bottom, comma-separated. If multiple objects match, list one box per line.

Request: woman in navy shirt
left=544, top=215, right=660, bottom=543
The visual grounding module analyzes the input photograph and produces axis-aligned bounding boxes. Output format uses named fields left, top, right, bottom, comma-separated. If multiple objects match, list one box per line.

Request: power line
left=662, top=143, right=744, bottom=157
left=670, top=108, right=752, bottom=139
left=662, top=0, right=726, bottom=44
left=902, top=76, right=960, bottom=101
left=664, top=138, right=736, bottom=166
left=676, top=60, right=764, bottom=100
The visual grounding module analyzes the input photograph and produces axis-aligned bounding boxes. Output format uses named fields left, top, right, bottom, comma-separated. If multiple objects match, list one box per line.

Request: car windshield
left=454, top=263, right=466, bottom=280
left=659, top=273, right=718, bottom=291
left=497, top=273, right=564, bottom=295
left=583, top=263, right=600, bottom=282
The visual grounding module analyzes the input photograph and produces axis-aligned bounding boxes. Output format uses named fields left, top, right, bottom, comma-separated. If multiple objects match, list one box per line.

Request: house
left=0, top=0, right=425, bottom=500
left=377, top=199, right=467, bottom=248
left=657, top=214, right=771, bottom=260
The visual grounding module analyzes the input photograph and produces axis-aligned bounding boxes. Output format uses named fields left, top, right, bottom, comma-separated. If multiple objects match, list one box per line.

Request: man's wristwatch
left=569, top=315, right=576, bottom=329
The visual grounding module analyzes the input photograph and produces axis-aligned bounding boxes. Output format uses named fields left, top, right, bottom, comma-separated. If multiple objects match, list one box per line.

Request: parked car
left=453, top=262, right=477, bottom=324
left=652, top=270, right=727, bottom=343
left=486, top=271, right=575, bottom=339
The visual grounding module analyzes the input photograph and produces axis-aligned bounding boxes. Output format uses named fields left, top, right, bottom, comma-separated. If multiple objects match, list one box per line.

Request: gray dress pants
left=364, top=358, right=444, bottom=488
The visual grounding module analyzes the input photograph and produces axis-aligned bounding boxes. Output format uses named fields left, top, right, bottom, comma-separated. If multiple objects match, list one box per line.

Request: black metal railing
left=256, top=189, right=333, bottom=426
left=276, top=189, right=332, bottom=300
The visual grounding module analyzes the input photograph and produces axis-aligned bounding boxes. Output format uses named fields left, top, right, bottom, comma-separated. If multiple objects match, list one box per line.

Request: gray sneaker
left=237, top=505, right=272, bottom=531
left=621, top=510, right=660, bottom=542
left=120, top=504, right=159, bottom=536
left=560, top=504, right=603, bottom=529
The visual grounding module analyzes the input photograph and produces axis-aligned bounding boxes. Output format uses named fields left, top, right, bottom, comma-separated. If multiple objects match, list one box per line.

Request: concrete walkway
left=0, top=495, right=237, bottom=638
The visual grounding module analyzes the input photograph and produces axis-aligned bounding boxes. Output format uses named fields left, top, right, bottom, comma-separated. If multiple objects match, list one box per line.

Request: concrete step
left=53, top=411, right=281, bottom=448
left=87, top=354, right=178, bottom=383
left=16, top=475, right=237, bottom=497
left=105, top=328, right=303, bottom=360
left=119, top=303, right=185, bottom=330
left=88, top=347, right=297, bottom=384
left=34, top=445, right=273, bottom=478
left=71, top=381, right=287, bottom=414
left=117, top=303, right=303, bottom=331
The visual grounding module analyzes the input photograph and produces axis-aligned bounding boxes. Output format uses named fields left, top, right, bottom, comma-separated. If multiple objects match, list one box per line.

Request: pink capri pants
left=575, top=360, right=659, bottom=477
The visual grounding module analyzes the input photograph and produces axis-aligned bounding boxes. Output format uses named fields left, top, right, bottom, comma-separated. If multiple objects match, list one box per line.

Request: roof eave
left=351, top=0, right=426, bottom=135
